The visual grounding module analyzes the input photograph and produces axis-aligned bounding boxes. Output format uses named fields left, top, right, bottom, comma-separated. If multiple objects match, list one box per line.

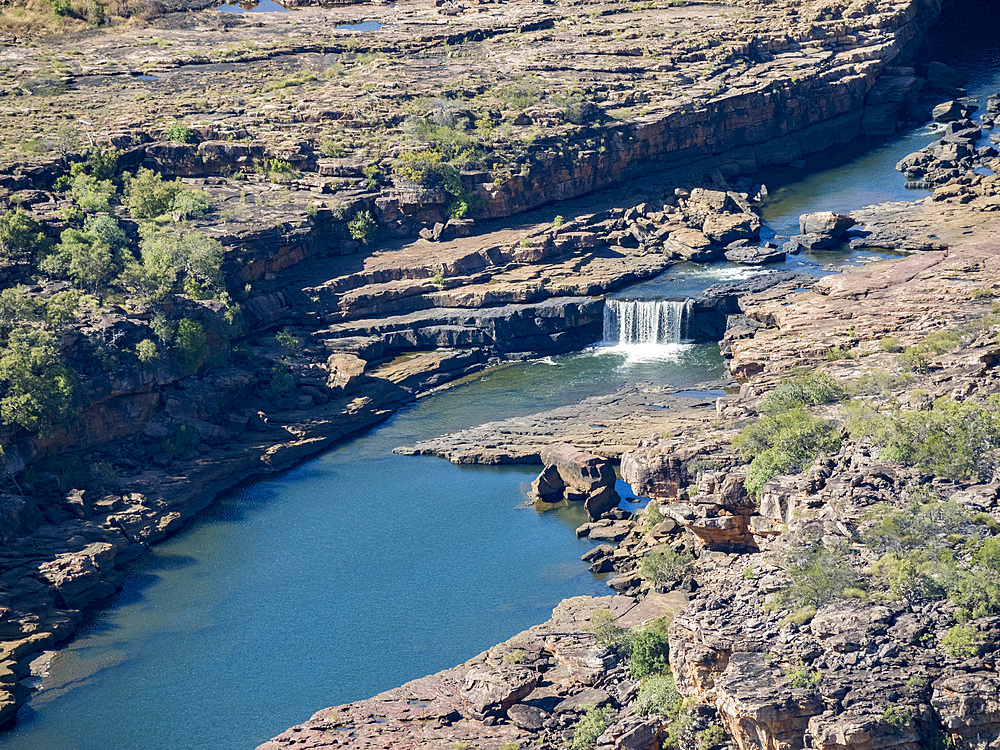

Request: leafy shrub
left=363, top=164, right=383, bottom=191
left=897, top=329, right=963, bottom=372
left=268, top=358, right=296, bottom=396
left=629, top=617, right=671, bottom=679
left=41, top=221, right=127, bottom=291
left=883, top=706, right=913, bottom=728
left=494, top=81, right=540, bottom=110
left=258, top=158, right=299, bottom=183
left=571, top=705, right=616, bottom=750
left=878, top=336, right=902, bottom=353
left=697, top=724, right=727, bottom=750
left=825, top=344, right=854, bottom=361
left=69, top=172, right=117, bottom=212
left=0, top=327, right=76, bottom=434
left=639, top=547, right=694, bottom=586
left=174, top=319, right=207, bottom=374
left=135, top=338, right=158, bottom=363
left=846, top=398, right=1000, bottom=482
left=319, top=137, right=344, bottom=158
left=733, top=407, right=842, bottom=498
left=347, top=210, right=377, bottom=244
left=276, top=328, right=301, bottom=355
left=633, top=674, right=683, bottom=718
left=164, top=123, right=194, bottom=143
left=785, top=665, right=821, bottom=689
left=760, top=372, right=845, bottom=415
left=126, top=168, right=207, bottom=220
left=586, top=609, right=631, bottom=655
left=941, top=624, right=983, bottom=659
left=0, top=207, right=49, bottom=263
left=164, top=423, right=200, bottom=458
left=121, top=228, right=223, bottom=301
left=780, top=537, right=856, bottom=608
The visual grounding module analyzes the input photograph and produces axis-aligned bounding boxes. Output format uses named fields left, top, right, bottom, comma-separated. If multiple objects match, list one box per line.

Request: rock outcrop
left=531, top=443, right=620, bottom=520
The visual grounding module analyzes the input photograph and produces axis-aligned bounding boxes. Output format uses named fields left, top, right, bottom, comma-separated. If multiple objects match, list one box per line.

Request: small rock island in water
left=1, top=0, right=1000, bottom=747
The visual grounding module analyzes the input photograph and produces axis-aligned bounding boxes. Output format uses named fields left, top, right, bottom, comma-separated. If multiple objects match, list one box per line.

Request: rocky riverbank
left=0, top=0, right=997, bottom=737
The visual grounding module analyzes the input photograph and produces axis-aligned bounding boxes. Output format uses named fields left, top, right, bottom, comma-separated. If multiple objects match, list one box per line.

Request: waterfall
left=603, top=298, right=692, bottom=346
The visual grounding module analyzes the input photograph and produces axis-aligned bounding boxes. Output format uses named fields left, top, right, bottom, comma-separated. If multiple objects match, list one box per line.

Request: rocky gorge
left=1, top=0, right=1000, bottom=747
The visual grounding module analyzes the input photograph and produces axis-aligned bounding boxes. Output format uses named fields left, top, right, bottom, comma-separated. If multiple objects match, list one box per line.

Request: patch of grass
left=262, top=70, right=318, bottom=93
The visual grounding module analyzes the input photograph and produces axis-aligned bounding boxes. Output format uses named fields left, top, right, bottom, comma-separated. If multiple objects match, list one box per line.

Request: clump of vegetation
left=785, top=663, right=821, bottom=689
left=257, top=158, right=299, bottom=183
left=897, top=329, right=963, bottom=373
left=174, top=318, right=207, bottom=374
left=941, top=624, right=983, bottom=659
left=733, top=407, right=842, bottom=498
left=633, top=673, right=683, bottom=718
left=779, top=536, right=856, bottom=609
left=0, top=327, right=76, bottom=434
left=571, top=705, right=617, bottom=750
left=825, top=344, right=854, bottom=361
left=859, top=497, right=1000, bottom=625
left=846, top=398, right=1000, bottom=482
left=639, top=547, right=694, bottom=586
left=586, top=609, right=631, bottom=655
left=696, top=724, right=728, bottom=750
left=347, top=210, right=377, bottom=244
left=883, top=706, right=914, bottom=729
left=164, top=123, right=194, bottom=143
left=878, top=336, right=902, bottom=353
left=126, top=168, right=209, bottom=220
left=760, top=372, right=845, bottom=415
left=629, top=617, right=671, bottom=680
left=0, top=207, right=49, bottom=264
left=163, top=423, right=200, bottom=458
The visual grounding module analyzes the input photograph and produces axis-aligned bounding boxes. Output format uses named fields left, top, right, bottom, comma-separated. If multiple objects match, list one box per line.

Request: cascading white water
left=603, top=298, right=693, bottom=346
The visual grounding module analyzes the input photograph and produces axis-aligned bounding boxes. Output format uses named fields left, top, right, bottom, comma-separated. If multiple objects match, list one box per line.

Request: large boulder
left=702, top=212, right=762, bottom=246
left=462, top=666, right=539, bottom=720
left=799, top=211, right=857, bottom=237
left=325, top=353, right=367, bottom=391
left=531, top=443, right=619, bottom=520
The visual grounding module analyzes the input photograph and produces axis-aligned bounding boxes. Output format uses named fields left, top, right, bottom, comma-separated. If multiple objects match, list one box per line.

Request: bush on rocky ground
left=847, top=398, right=1000, bottom=481
left=779, top=535, right=857, bottom=609
left=571, top=704, right=617, bottom=750
left=639, top=547, right=694, bottom=587
left=760, top=372, right=845, bottom=415
left=733, top=407, right=842, bottom=499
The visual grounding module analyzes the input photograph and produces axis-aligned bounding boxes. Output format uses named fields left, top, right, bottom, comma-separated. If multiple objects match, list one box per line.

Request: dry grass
left=0, top=0, right=161, bottom=38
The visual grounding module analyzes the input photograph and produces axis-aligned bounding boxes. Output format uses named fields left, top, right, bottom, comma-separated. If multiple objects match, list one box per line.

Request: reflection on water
left=215, top=0, right=289, bottom=13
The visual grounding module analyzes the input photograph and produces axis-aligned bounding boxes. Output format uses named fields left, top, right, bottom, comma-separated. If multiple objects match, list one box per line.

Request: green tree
left=733, top=407, right=842, bottom=498
left=629, top=617, right=671, bottom=679
left=174, top=318, right=207, bottom=373
left=125, top=168, right=185, bottom=219
left=571, top=705, right=617, bottom=750
left=780, top=537, right=856, bottom=608
left=0, top=286, right=42, bottom=337
left=0, top=207, right=48, bottom=263
left=0, top=327, right=76, bottom=434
